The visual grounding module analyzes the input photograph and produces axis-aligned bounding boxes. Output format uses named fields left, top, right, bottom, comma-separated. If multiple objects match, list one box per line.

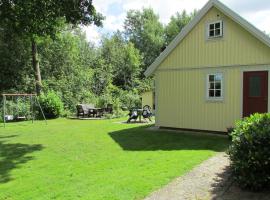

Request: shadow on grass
left=109, top=125, right=229, bottom=151
left=0, top=136, right=43, bottom=183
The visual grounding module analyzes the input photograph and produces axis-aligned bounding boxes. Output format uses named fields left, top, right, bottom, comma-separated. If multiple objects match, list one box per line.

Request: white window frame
left=208, top=20, right=223, bottom=38
left=206, top=73, right=224, bottom=101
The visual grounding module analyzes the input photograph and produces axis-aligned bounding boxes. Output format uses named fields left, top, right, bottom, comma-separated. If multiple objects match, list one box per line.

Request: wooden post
left=30, top=95, right=34, bottom=123
left=3, top=95, right=6, bottom=127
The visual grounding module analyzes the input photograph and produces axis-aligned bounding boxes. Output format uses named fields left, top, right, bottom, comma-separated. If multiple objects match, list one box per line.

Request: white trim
left=144, top=0, right=270, bottom=77
left=157, top=63, right=270, bottom=72
left=207, top=20, right=223, bottom=38
left=206, top=73, right=224, bottom=101
left=205, top=19, right=226, bottom=42
left=154, top=76, right=159, bottom=126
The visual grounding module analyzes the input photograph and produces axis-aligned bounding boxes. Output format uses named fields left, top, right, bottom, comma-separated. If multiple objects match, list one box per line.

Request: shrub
left=119, top=91, right=141, bottom=109
left=228, top=113, right=270, bottom=191
left=97, top=93, right=112, bottom=108
left=38, top=91, right=64, bottom=119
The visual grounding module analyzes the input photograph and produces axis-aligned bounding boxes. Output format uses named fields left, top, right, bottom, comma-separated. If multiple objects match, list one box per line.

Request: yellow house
left=144, top=0, right=270, bottom=132
left=141, top=91, right=155, bottom=111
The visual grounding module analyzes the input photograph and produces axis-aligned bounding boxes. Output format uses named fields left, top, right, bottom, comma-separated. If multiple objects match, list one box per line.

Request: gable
left=159, top=7, right=270, bottom=70
left=144, top=0, right=270, bottom=76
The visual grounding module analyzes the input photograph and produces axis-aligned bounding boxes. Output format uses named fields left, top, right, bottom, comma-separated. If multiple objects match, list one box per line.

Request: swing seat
left=16, top=116, right=26, bottom=121
left=4, top=115, right=14, bottom=121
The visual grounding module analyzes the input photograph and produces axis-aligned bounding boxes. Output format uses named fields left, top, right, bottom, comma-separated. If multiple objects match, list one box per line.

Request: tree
left=124, top=8, right=164, bottom=75
left=101, top=32, right=141, bottom=90
left=165, top=10, right=197, bottom=45
left=91, top=58, right=111, bottom=96
left=113, top=42, right=141, bottom=90
left=38, top=28, right=98, bottom=109
left=0, top=0, right=104, bottom=95
left=0, top=27, right=33, bottom=92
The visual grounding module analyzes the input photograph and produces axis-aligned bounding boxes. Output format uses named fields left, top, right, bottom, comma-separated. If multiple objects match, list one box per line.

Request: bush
left=97, top=93, right=112, bottom=108
left=228, top=113, right=270, bottom=191
left=38, top=91, right=64, bottom=119
left=119, top=91, right=141, bottom=109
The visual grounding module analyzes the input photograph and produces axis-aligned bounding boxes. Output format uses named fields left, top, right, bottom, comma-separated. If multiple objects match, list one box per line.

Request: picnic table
left=76, top=104, right=103, bottom=118
left=76, top=104, right=113, bottom=118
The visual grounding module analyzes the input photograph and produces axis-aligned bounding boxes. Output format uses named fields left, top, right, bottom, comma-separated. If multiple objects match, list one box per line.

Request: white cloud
left=103, top=13, right=126, bottom=32
left=87, top=0, right=270, bottom=44
left=82, top=26, right=102, bottom=45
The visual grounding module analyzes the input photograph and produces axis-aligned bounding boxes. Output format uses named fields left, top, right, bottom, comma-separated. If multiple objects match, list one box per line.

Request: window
left=208, top=21, right=223, bottom=38
left=207, top=73, right=223, bottom=100
left=249, top=76, right=261, bottom=97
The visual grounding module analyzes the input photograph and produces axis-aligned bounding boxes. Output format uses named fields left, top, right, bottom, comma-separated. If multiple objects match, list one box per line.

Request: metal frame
left=1, top=93, right=47, bottom=127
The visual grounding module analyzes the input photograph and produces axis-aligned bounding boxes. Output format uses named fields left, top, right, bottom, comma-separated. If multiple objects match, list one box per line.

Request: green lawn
left=0, top=118, right=229, bottom=200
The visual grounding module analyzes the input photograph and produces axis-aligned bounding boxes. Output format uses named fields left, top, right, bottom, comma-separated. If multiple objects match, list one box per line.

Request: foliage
left=0, top=118, right=229, bottom=199
left=101, top=32, right=142, bottom=90
left=38, top=91, right=64, bottom=119
left=0, top=28, right=33, bottom=92
left=0, top=0, right=104, bottom=39
left=0, top=0, right=104, bottom=94
left=0, top=6, right=197, bottom=118
left=165, top=10, right=197, bottom=45
left=120, top=90, right=141, bottom=109
left=39, top=29, right=97, bottom=110
left=91, top=58, right=112, bottom=96
left=0, top=97, right=32, bottom=122
left=124, top=8, right=164, bottom=75
left=97, top=93, right=113, bottom=108
left=228, top=113, right=270, bottom=191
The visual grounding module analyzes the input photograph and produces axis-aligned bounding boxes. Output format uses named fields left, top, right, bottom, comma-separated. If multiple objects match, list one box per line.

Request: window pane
left=215, top=90, right=221, bottom=97
left=249, top=76, right=261, bottom=97
left=215, top=74, right=222, bottom=81
left=209, top=90, right=215, bottom=97
left=209, top=75, right=215, bottom=81
left=209, top=30, right=215, bottom=37
left=215, top=22, right=220, bottom=28
left=215, top=29, right=221, bottom=36
left=209, top=24, right=214, bottom=30
left=210, top=82, right=215, bottom=89
left=215, top=82, right=221, bottom=89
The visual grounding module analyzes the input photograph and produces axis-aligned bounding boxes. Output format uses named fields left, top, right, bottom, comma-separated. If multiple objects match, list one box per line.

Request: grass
left=0, top=118, right=229, bottom=200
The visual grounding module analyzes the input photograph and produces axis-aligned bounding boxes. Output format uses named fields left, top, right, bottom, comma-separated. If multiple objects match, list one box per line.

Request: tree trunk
left=31, top=39, right=42, bottom=95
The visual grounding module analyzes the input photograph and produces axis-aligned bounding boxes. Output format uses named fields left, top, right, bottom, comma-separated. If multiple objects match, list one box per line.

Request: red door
left=243, top=71, right=268, bottom=117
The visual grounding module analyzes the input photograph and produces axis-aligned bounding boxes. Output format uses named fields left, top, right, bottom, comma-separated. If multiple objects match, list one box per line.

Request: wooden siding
left=159, top=7, right=270, bottom=69
left=142, top=91, right=154, bottom=109
left=155, top=68, right=241, bottom=131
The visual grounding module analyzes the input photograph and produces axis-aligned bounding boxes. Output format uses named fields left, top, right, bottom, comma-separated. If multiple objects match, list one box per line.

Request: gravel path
left=144, top=153, right=270, bottom=200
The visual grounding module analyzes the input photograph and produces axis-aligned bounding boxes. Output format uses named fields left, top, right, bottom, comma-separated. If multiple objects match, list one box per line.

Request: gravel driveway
left=144, top=153, right=270, bottom=200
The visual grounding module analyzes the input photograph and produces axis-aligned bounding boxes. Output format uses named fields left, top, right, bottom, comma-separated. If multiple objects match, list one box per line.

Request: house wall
left=155, top=7, right=270, bottom=132
left=142, top=91, right=154, bottom=109
left=159, top=7, right=270, bottom=70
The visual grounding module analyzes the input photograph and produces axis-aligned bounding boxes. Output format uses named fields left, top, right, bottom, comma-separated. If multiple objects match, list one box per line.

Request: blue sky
left=84, top=0, right=270, bottom=45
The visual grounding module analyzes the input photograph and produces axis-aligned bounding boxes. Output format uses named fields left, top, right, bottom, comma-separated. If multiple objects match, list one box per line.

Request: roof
left=144, top=0, right=270, bottom=77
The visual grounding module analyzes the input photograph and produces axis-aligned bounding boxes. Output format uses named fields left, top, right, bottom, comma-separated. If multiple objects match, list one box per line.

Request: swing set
left=2, top=93, right=47, bottom=127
